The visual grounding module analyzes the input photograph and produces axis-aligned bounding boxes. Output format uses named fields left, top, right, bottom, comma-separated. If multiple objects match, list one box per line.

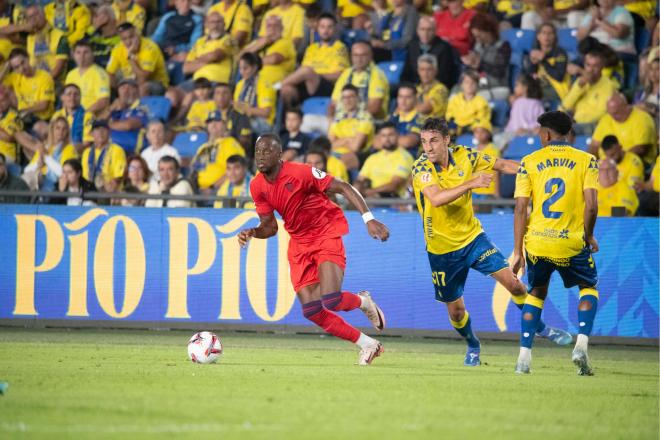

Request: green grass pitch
left=0, top=328, right=657, bottom=439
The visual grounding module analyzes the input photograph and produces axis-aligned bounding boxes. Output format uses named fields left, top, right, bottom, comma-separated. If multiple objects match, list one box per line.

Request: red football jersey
left=250, top=162, right=349, bottom=242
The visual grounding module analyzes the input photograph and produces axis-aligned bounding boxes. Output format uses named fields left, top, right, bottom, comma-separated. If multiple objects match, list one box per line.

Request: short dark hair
left=226, top=154, right=247, bottom=167
left=8, top=47, right=28, bottom=60
left=376, top=121, right=397, bottom=133
left=318, top=12, right=337, bottom=23
left=239, top=52, right=261, bottom=70
left=306, top=2, right=322, bottom=19
left=460, top=69, right=480, bottom=84
left=309, top=136, right=332, bottom=153
left=62, top=158, right=82, bottom=174
left=256, top=133, right=283, bottom=150
left=305, top=148, right=328, bottom=168
left=601, top=135, right=620, bottom=151
left=286, top=107, right=303, bottom=119
left=421, top=118, right=450, bottom=136
left=517, top=74, right=543, bottom=100
left=341, top=83, right=359, bottom=94
left=73, top=39, right=92, bottom=50
left=117, top=22, right=135, bottom=32
left=62, top=83, right=81, bottom=94
left=159, top=155, right=180, bottom=169
left=351, top=40, right=372, bottom=51
left=469, top=13, right=499, bottom=39
left=398, top=82, right=417, bottom=95
left=537, top=110, right=573, bottom=136
left=194, top=77, right=213, bottom=89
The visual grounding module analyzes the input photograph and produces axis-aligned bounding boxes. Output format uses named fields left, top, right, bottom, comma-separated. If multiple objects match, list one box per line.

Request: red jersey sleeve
left=300, top=165, right=334, bottom=193
left=249, top=177, right=274, bottom=216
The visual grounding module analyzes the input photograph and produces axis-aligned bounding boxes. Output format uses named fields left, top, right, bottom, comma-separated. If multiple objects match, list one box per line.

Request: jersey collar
left=433, top=150, right=456, bottom=172
left=547, top=140, right=572, bottom=147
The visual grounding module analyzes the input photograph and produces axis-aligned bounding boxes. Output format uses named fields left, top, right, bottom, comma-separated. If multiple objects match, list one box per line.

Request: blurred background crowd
left=0, top=0, right=657, bottom=216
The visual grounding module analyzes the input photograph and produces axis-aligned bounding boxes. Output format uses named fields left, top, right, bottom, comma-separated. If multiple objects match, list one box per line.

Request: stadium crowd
left=0, top=0, right=658, bottom=216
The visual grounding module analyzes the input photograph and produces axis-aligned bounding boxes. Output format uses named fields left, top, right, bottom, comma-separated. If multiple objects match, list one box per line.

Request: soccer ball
left=187, top=331, right=223, bottom=364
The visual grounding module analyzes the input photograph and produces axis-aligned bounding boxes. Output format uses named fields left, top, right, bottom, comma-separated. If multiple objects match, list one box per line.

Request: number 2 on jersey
left=542, top=178, right=565, bottom=219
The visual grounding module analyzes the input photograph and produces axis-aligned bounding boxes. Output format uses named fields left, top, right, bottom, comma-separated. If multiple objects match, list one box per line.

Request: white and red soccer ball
left=187, top=331, right=223, bottom=364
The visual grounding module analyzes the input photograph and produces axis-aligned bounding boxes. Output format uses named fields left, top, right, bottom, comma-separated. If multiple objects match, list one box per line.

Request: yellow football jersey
left=207, top=0, right=253, bottom=44
left=259, top=4, right=305, bottom=41
left=328, top=111, right=375, bottom=154
left=332, top=64, right=389, bottom=119
left=302, top=41, right=350, bottom=75
left=192, top=137, right=246, bottom=189
left=106, top=37, right=169, bottom=86
left=359, top=147, right=414, bottom=197
left=112, top=1, right=146, bottom=33
left=29, top=143, right=78, bottom=176
left=412, top=147, right=497, bottom=254
left=81, top=143, right=127, bottom=183
left=3, top=70, right=55, bottom=120
left=445, top=93, right=491, bottom=130
left=472, top=144, right=500, bottom=196
left=233, top=76, right=277, bottom=125
left=186, top=34, right=236, bottom=84
left=65, top=65, right=111, bottom=111
left=0, top=108, right=23, bottom=162
left=259, top=38, right=296, bottom=86
left=592, top=107, right=658, bottom=166
left=328, top=155, right=349, bottom=182
left=417, top=81, right=449, bottom=120
left=514, top=142, right=599, bottom=259
left=214, top=174, right=255, bottom=208
left=52, top=107, right=94, bottom=143
left=652, top=157, right=660, bottom=193
left=597, top=179, right=639, bottom=217
left=44, top=0, right=91, bottom=45
left=185, top=100, right=216, bottom=130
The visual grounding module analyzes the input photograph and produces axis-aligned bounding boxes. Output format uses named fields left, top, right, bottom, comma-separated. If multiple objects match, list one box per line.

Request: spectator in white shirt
left=140, top=120, right=180, bottom=181
left=145, top=155, right=194, bottom=207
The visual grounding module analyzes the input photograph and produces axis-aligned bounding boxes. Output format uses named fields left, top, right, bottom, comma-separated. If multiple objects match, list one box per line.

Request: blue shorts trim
left=427, top=233, right=509, bottom=303
left=526, top=248, right=598, bottom=289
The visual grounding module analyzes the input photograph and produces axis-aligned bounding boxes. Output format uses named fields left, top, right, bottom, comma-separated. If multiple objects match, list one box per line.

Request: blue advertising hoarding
left=0, top=205, right=657, bottom=338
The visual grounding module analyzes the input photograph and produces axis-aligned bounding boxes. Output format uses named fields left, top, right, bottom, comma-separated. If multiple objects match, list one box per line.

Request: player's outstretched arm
left=583, top=188, right=599, bottom=253
left=493, top=158, right=520, bottom=175
left=421, top=173, right=493, bottom=207
left=512, top=196, right=530, bottom=275
left=238, top=212, right=278, bottom=248
left=326, top=178, right=390, bottom=242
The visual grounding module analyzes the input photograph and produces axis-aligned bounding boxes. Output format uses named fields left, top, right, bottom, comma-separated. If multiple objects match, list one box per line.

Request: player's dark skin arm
left=421, top=173, right=493, bottom=207
left=583, top=188, right=599, bottom=252
left=493, top=158, right=520, bottom=175
left=511, top=196, right=529, bottom=276
left=326, top=178, right=390, bottom=241
left=237, top=212, right=278, bottom=247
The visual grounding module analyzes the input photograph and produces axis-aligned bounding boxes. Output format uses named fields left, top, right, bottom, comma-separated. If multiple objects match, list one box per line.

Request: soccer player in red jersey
left=238, top=134, right=390, bottom=365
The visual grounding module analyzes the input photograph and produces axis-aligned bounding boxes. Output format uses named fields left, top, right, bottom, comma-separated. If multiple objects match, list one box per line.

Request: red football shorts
left=288, top=236, right=347, bottom=292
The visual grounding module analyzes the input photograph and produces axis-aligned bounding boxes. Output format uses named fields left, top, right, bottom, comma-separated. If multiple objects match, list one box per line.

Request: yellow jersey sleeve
left=233, top=3, right=254, bottom=35
left=108, top=145, right=127, bottom=180
left=584, top=155, right=599, bottom=190
left=469, top=149, right=497, bottom=173
left=369, top=68, right=388, bottom=99
left=514, top=160, right=531, bottom=198
left=331, top=69, right=350, bottom=102
left=106, top=44, right=124, bottom=75
left=327, top=156, right=349, bottom=182
left=412, top=157, right=436, bottom=192
left=60, top=144, right=78, bottom=163
left=652, top=157, right=660, bottom=192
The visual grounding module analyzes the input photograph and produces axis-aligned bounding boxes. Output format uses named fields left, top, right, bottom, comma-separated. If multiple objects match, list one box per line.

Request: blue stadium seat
left=111, top=130, right=143, bottom=154
left=377, top=61, right=404, bottom=88
left=173, top=131, right=208, bottom=158
left=342, top=29, right=369, bottom=48
left=503, top=136, right=541, bottom=159
left=301, top=97, right=331, bottom=115
left=455, top=134, right=478, bottom=148
left=489, top=99, right=510, bottom=128
left=574, top=135, right=592, bottom=152
left=557, top=28, right=579, bottom=59
left=501, top=28, right=536, bottom=55
left=140, top=96, right=172, bottom=122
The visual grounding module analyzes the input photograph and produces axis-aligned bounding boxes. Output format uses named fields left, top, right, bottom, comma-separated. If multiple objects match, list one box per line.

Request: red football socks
left=302, top=300, right=361, bottom=343
left=321, top=291, right=362, bottom=311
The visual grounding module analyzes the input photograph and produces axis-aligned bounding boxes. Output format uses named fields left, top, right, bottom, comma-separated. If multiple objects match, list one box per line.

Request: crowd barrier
left=0, top=205, right=657, bottom=338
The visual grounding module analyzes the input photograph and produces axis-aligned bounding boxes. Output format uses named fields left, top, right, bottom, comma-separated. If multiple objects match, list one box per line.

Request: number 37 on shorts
left=432, top=271, right=446, bottom=287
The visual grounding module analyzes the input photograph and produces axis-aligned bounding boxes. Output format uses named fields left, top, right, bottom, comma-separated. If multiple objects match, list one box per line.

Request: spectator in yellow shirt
left=329, top=41, right=390, bottom=120
left=207, top=0, right=254, bottom=47
left=0, top=85, right=24, bottom=165
left=635, top=156, right=659, bottom=216
left=24, top=6, right=69, bottom=81
left=471, top=120, right=500, bottom=199
left=355, top=122, right=414, bottom=198
left=107, top=22, right=169, bottom=96
left=183, top=78, right=216, bottom=131
left=259, top=0, right=305, bottom=46
left=112, top=0, right=146, bottom=34
left=388, top=84, right=424, bottom=155
left=597, top=156, right=639, bottom=217
left=598, top=134, right=644, bottom=190
left=561, top=51, right=618, bottom=134
left=240, top=15, right=297, bottom=87
left=190, top=111, right=246, bottom=191
left=233, top=52, right=277, bottom=134
left=214, top=154, right=255, bottom=208
left=416, top=54, right=449, bottom=120
left=182, top=13, right=236, bottom=84
left=81, top=119, right=127, bottom=193
left=328, top=84, right=375, bottom=170
left=51, top=83, right=93, bottom=151
left=3, top=48, right=55, bottom=122
left=307, top=136, right=350, bottom=182
left=590, top=92, right=658, bottom=168
left=66, top=40, right=111, bottom=116
left=44, top=0, right=90, bottom=46
left=280, top=13, right=350, bottom=108
left=445, top=70, right=491, bottom=136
